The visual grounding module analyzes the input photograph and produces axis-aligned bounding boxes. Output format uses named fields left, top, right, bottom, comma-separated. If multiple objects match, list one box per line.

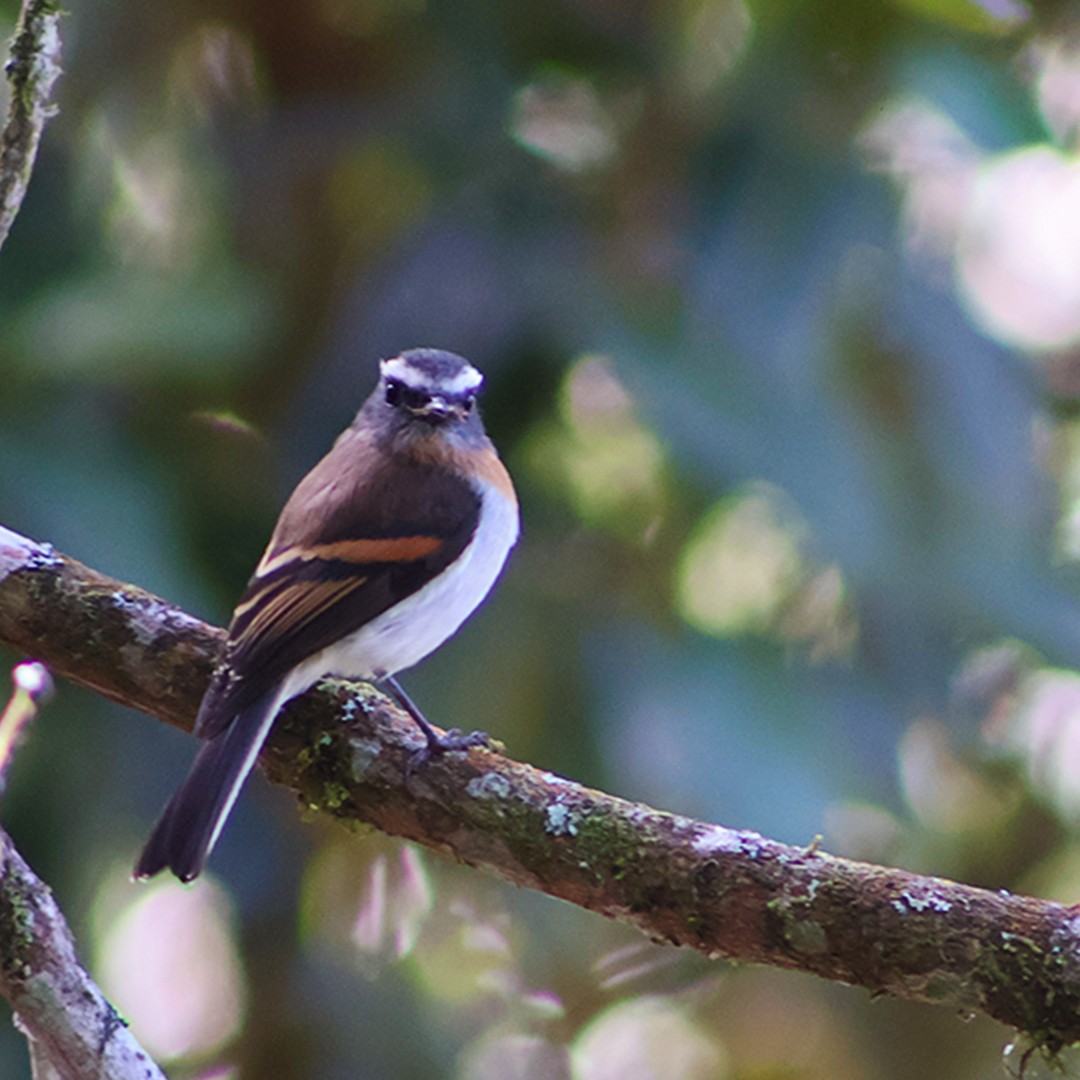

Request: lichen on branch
left=0, top=0, right=63, bottom=251
left=3, top=521, right=1080, bottom=1055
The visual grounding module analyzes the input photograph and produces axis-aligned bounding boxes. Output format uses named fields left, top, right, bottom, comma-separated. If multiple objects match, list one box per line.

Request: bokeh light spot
left=510, top=74, right=618, bottom=173
left=898, top=718, right=1014, bottom=833
left=352, top=845, right=434, bottom=970
left=571, top=996, right=727, bottom=1080
left=997, top=668, right=1080, bottom=823
left=528, top=354, right=667, bottom=543
left=96, top=877, right=247, bottom=1064
left=958, top=146, right=1080, bottom=350
left=677, top=491, right=802, bottom=636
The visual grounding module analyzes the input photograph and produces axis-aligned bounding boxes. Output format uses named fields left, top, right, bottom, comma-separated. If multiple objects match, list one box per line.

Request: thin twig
left=0, top=0, right=62, bottom=252
left=0, top=660, right=52, bottom=789
left=0, top=658, right=165, bottom=1079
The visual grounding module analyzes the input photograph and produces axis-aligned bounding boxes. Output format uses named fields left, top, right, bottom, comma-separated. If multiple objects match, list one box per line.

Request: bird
left=135, top=348, right=519, bottom=882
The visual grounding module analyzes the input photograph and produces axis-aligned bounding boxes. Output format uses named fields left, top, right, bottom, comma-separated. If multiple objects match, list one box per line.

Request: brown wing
left=196, top=430, right=481, bottom=735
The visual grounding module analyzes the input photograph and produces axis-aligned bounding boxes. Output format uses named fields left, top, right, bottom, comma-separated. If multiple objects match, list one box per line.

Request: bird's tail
left=134, top=685, right=284, bottom=882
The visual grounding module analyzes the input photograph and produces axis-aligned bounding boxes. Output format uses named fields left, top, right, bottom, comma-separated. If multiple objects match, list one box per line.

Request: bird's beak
left=414, top=396, right=464, bottom=422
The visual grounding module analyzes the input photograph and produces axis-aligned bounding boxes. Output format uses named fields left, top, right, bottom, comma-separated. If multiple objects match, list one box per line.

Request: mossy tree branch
left=0, top=0, right=62, bottom=252
left=0, top=824, right=166, bottom=1080
left=2, top=522, right=1080, bottom=1056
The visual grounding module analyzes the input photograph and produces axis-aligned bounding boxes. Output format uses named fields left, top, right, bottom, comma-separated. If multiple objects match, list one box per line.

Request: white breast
left=277, top=478, right=520, bottom=704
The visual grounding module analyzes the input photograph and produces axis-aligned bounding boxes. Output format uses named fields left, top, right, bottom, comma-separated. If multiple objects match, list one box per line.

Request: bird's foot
left=407, top=725, right=492, bottom=776
left=378, top=675, right=493, bottom=775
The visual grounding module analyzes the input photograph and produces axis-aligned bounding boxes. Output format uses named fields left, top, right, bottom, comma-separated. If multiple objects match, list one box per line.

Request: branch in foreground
left=0, top=0, right=63, bottom=252
left=0, top=827, right=166, bottom=1080
left=2, top=523, right=1080, bottom=1053
left=0, top=659, right=164, bottom=1079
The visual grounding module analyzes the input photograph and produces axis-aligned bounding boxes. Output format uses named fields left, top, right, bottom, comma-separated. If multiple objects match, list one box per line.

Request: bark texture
left=0, top=828, right=166, bottom=1079
left=3, top=523, right=1080, bottom=1053
left=0, top=0, right=62, bottom=251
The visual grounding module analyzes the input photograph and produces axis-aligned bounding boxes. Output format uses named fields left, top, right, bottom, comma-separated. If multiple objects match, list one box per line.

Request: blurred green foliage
left=3, top=0, right=1080, bottom=1076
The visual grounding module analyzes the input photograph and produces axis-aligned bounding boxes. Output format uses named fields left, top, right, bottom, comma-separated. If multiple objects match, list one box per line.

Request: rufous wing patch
left=256, top=535, right=444, bottom=577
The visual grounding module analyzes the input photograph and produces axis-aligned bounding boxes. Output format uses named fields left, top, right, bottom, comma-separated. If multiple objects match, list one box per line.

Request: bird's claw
left=406, top=727, right=492, bottom=777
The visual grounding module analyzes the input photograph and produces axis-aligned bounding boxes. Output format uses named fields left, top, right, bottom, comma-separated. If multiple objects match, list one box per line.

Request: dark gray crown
left=380, top=349, right=483, bottom=397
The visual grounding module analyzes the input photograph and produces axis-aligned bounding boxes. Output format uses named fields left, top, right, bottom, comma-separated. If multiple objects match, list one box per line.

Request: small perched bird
left=136, top=348, right=519, bottom=882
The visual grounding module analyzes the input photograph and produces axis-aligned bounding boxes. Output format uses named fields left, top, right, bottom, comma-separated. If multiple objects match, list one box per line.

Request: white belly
left=277, top=479, right=519, bottom=703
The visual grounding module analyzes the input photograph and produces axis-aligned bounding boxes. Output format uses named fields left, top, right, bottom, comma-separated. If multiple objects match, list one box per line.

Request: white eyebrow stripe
left=380, top=356, right=483, bottom=395
left=439, top=367, right=484, bottom=394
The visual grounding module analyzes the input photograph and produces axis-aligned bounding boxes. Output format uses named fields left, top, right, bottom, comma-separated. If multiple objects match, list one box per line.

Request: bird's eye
left=387, top=381, right=435, bottom=412
left=463, top=394, right=476, bottom=413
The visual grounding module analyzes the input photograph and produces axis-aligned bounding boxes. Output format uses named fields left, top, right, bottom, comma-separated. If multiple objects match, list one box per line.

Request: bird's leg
left=379, top=675, right=491, bottom=768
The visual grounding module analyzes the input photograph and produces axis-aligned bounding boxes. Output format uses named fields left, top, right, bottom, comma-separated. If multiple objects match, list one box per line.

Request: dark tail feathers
left=134, top=688, right=282, bottom=882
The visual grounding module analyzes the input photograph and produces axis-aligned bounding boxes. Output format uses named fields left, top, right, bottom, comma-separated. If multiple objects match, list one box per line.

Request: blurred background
left=2, top=0, right=1080, bottom=1076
